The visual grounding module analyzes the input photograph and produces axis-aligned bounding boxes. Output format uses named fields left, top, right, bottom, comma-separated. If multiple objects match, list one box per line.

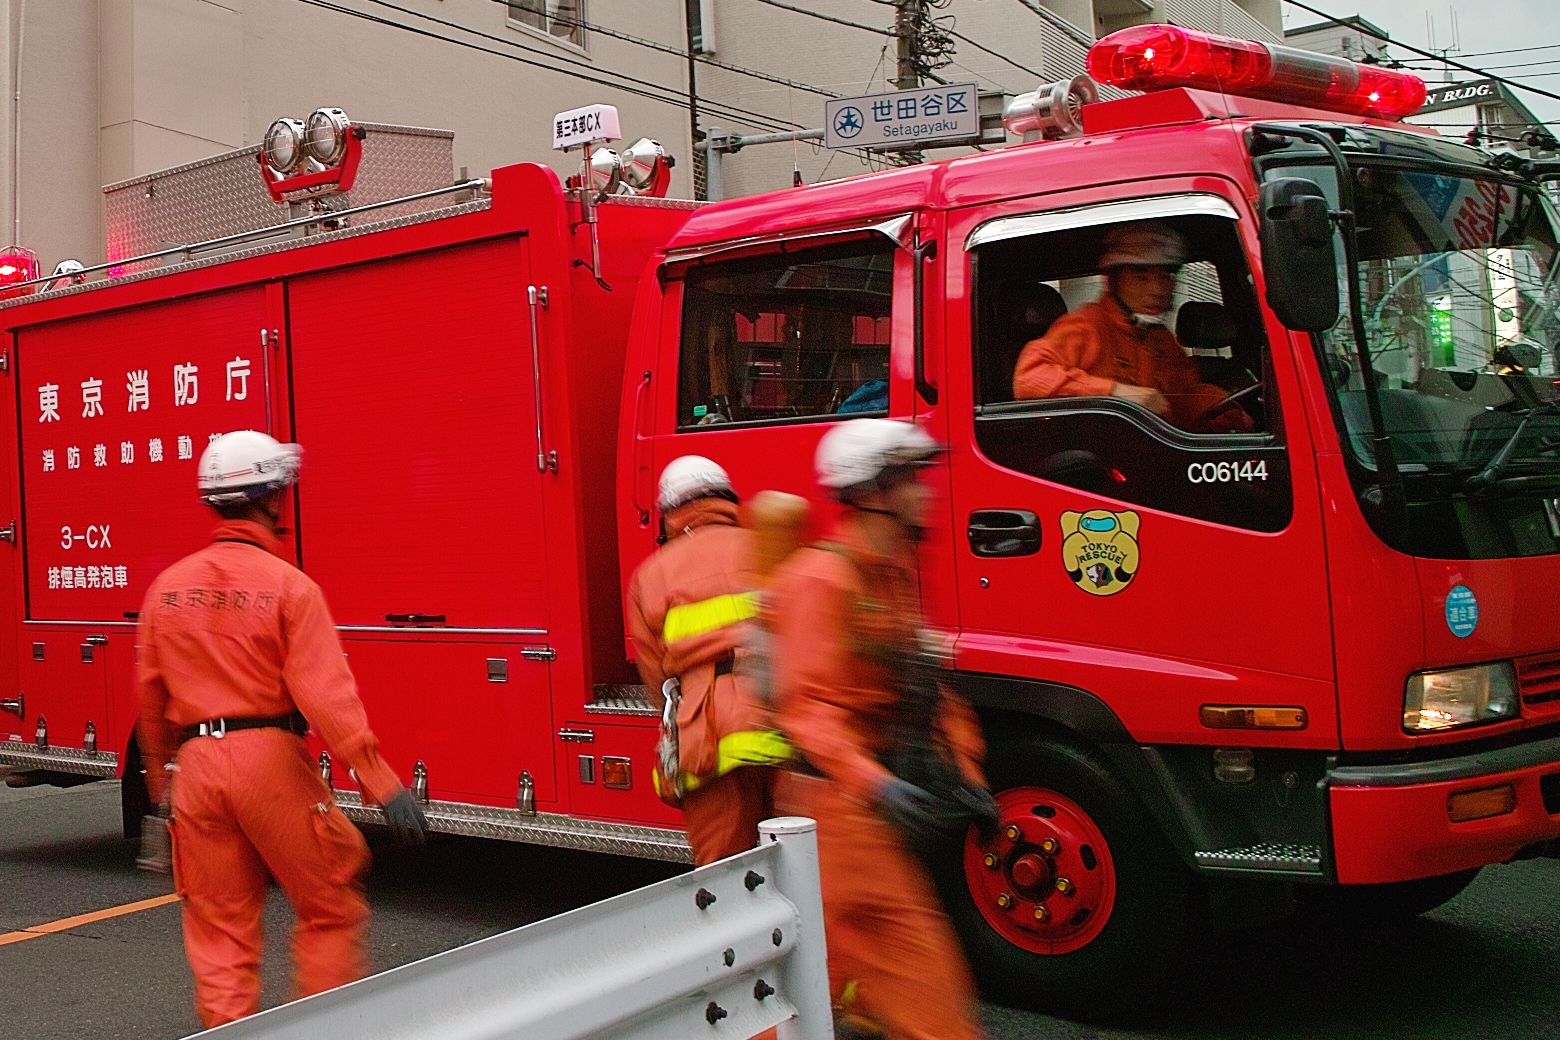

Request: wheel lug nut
left=1032, top=905, right=1050, bottom=922
left=1004, top=825, right=1021, bottom=841
left=1040, top=837, right=1058, bottom=854
left=996, top=892, right=1013, bottom=909
left=1055, top=877, right=1073, bottom=894
left=982, top=853, right=998, bottom=869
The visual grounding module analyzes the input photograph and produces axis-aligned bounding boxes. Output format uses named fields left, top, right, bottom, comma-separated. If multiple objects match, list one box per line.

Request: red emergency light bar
left=0, top=245, right=39, bottom=298
left=1087, top=24, right=1427, bottom=120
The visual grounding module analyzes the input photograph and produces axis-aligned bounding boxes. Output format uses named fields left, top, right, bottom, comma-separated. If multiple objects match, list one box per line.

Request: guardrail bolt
left=695, top=888, right=717, bottom=910
left=705, top=1002, right=728, bottom=1024
left=744, top=870, right=766, bottom=891
left=754, top=979, right=776, bottom=1000
left=772, top=928, right=783, bottom=946
left=723, top=947, right=735, bottom=967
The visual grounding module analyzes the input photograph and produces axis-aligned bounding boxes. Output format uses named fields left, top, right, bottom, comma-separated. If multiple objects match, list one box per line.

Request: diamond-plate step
left=1194, top=842, right=1323, bottom=875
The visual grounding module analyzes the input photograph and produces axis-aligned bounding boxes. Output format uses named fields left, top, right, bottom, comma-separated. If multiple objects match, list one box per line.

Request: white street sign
left=824, top=83, right=979, bottom=150
left=552, top=104, right=621, bottom=150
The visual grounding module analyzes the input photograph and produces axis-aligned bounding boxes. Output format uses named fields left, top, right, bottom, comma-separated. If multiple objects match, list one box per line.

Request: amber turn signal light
left=1199, top=705, right=1307, bottom=730
left=1447, top=784, right=1516, bottom=823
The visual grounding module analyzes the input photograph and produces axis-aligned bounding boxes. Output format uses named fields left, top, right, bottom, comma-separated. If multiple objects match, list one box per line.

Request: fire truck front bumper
left=1327, top=733, right=1560, bottom=884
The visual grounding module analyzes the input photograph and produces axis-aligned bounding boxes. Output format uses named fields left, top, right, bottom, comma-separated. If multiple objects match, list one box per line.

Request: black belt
left=714, top=654, right=735, bottom=679
left=179, top=711, right=308, bottom=745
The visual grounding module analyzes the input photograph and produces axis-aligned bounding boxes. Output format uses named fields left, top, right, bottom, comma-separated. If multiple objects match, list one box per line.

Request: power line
left=292, top=0, right=806, bottom=134
left=943, top=26, right=1044, bottom=80
left=488, top=0, right=841, bottom=99
left=1280, top=0, right=1560, bottom=105
left=1448, top=43, right=1560, bottom=61
left=1007, top=0, right=1094, bottom=50
left=747, top=0, right=894, bottom=37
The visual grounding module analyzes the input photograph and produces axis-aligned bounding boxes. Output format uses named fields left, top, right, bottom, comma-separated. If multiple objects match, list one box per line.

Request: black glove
left=875, top=776, right=943, bottom=848
left=383, top=789, right=429, bottom=846
left=953, top=783, right=1001, bottom=836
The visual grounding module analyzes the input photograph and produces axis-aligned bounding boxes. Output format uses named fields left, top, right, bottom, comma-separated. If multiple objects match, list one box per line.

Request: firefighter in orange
left=769, top=419, right=996, bottom=1040
left=136, top=430, right=427, bottom=1028
left=1012, top=220, right=1254, bottom=432
left=627, top=455, right=791, bottom=865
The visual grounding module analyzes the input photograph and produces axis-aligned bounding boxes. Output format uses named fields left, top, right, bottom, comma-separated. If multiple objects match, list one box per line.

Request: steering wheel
left=1197, top=381, right=1262, bottom=425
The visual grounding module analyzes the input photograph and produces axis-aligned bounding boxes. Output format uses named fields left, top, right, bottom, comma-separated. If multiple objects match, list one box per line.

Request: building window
left=509, top=0, right=586, bottom=50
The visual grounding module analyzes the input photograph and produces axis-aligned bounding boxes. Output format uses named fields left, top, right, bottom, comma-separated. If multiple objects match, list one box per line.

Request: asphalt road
left=3, top=778, right=1558, bottom=1040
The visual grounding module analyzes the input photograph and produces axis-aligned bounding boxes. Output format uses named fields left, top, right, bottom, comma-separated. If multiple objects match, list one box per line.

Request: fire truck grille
left=1516, top=652, right=1560, bottom=709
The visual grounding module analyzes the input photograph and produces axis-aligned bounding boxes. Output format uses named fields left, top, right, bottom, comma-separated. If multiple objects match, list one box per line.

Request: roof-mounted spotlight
left=620, top=137, right=673, bottom=197
left=589, top=147, right=626, bottom=194
left=304, top=108, right=353, bottom=168
left=257, top=107, right=365, bottom=204
left=263, top=118, right=308, bottom=176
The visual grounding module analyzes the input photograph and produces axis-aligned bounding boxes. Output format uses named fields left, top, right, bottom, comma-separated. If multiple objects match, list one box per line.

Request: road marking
left=0, top=893, right=180, bottom=947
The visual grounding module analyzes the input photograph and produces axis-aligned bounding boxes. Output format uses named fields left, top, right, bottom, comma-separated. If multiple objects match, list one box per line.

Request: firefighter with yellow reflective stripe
left=627, top=456, right=791, bottom=865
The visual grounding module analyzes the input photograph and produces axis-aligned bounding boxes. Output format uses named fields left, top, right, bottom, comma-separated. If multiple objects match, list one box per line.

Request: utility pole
left=893, top=0, right=924, bottom=163
left=893, top=0, right=922, bottom=92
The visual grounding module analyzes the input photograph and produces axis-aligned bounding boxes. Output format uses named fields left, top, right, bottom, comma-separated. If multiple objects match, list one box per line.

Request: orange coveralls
left=1012, top=296, right=1236, bottom=430
left=136, top=519, right=405, bottom=1028
left=770, top=516, right=987, bottom=1040
left=627, top=498, right=787, bottom=865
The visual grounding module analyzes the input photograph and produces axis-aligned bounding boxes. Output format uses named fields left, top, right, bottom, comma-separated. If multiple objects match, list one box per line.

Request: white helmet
left=656, top=455, right=736, bottom=514
left=198, top=431, right=303, bottom=506
left=1099, top=220, right=1187, bottom=269
left=815, top=419, right=941, bottom=498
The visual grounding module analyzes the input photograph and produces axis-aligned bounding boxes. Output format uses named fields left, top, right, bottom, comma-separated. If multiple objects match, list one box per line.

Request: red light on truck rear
left=1087, top=24, right=1427, bottom=120
left=0, top=245, right=39, bottom=296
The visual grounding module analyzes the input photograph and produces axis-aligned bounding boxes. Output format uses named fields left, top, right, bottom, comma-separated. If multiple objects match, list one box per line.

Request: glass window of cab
left=677, top=240, right=894, bottom=430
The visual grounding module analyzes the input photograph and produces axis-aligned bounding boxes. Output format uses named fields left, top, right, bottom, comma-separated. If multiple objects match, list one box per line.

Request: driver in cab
left=1012, top=221, right=1255, bottom=433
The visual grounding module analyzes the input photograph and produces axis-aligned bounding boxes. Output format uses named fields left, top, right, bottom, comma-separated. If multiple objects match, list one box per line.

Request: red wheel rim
left=963, top=786, right=1116, bottom=955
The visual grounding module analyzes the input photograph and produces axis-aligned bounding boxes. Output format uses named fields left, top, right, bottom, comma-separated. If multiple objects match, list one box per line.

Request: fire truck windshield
left=1279, top=162, right=1560, bottom=516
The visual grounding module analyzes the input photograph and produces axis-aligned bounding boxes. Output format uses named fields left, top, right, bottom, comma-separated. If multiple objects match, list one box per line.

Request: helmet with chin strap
left=814, top=419, right=942, bottom=501
left=197, top=431, right=303, bottom=506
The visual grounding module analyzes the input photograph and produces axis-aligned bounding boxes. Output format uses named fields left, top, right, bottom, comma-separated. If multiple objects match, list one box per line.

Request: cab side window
left=677, top=240, right=894, bottom=429
left=972, top=208, right=1293, bottom=531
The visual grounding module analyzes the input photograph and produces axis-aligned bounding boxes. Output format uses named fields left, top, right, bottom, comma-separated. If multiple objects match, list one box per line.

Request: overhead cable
left=1280, top=0, right=1560, bottom=105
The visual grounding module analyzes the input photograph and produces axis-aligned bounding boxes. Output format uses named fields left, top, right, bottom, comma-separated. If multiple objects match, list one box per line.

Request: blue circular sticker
left=1445, top=585, right=1478, bottom=638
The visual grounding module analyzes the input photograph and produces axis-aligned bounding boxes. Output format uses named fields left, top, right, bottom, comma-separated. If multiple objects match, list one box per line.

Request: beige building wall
left=1, top=0, right=1283, bottom=275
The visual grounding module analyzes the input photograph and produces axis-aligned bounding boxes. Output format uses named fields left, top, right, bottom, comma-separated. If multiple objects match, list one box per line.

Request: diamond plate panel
left=587, top=684, right=658, bottom=716
left=104, top=123, right=456, bottom=267
left=0, top=743, right=118, bottom=777
left=333, top=790, right=693, bottom=863
left=1194, top=842, right=1323, bottom=874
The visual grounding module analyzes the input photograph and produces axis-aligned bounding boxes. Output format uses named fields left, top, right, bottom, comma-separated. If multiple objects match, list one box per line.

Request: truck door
left=942, top=186, right=1337, bottom=738
left=286, top=236, right=557, bottom=809
left=12, top=287, right=277, bottom=760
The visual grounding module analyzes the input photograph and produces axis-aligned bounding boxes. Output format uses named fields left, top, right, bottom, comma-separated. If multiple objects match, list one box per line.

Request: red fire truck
left=1, top=24, right=1558, bottom=1009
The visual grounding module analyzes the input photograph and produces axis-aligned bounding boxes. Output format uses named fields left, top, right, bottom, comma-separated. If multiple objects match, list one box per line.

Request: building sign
left=1418, top=79, right=1500, bottom=114
left=824, top=83, right=980, bottom=151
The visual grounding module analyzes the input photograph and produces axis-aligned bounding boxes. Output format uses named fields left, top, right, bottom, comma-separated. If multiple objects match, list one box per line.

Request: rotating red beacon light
left=0, top=246, right=39, bottom=298
left=1088, top=24, right=1427, bottom=120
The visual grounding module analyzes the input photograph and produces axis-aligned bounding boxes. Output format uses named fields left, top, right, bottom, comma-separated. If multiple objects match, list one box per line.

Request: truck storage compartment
left=16, top=287, right=275, bottom=623
left=562, top=718, right=682, bottom=827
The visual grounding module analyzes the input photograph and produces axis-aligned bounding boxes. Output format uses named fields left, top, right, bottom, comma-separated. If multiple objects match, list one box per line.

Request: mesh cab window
left=677, top=241, right=894, bottom=429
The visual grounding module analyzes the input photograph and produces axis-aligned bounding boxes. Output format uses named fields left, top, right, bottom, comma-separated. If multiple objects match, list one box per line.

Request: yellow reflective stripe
left=671, top=730, right=793, bottom=790
left=662, top=591, right=759, bottom=645
left=716, top=730, right=793, bottom=774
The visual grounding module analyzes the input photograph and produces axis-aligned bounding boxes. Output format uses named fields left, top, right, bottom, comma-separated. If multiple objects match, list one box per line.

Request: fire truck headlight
left=264, top=118, right=307, bottom=175
left=304, top=108, right=353, bottom=168
left=1403, top=662, right=1519, bottom=733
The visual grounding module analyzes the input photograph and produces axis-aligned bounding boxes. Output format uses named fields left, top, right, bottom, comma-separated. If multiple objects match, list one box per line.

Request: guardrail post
left=760, top=817, right=833, bottom=1040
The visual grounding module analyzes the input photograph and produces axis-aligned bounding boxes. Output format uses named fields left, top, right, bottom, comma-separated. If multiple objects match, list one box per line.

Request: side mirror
left=1259, top=178, right=1340, bottom=333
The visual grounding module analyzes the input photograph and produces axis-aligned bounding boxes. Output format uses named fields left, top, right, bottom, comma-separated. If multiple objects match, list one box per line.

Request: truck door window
left=971, top=208, right=1293, bottom=532
left=677, top=239, right=894, bottom=429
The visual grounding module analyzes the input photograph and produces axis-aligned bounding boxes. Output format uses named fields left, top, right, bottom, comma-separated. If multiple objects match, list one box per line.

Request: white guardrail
left=198, top=818, right=833, bottom=1040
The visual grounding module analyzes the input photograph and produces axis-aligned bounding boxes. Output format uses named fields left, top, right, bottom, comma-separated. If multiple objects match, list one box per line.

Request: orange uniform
left=136, top=519, right=404, bottom=1027
left=1013, top=295, right=1232, bottom=430
left=770, top=516, right=986, bottom=1040
left=627, top=498, right=788, bottom=865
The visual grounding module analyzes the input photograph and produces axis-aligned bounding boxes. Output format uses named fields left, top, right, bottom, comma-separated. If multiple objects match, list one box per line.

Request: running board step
left=332, top=790, right=692, bottom=863
left=0, top=742, right=118, bottom=778
left=1194, top=842, right=1323, bottom=875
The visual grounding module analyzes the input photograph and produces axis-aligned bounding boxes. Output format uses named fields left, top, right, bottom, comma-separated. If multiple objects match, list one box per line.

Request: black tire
left=943, top=724, right=1202, bottom=1020
left=1300, top=867, right=1481, bottom=921
left=120, top=734, right=153, bottom=840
